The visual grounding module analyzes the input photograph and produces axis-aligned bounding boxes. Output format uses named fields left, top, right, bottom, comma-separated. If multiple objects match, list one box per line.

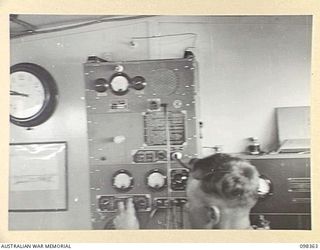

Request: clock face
left=10, top=71, right=46, bottom=119
left=10, top=63, right=58, bottom=127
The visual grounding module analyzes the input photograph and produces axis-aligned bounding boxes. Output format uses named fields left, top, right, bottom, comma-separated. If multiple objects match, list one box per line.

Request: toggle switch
left=133, top=195, right=150, bottom=210
left=154, top=198, right=170, bottom=208
left=172, top=198, right=188, bottom=206
left=98, top=196, right=115, bottom=211
left=113, top=135, right=126, bottom=144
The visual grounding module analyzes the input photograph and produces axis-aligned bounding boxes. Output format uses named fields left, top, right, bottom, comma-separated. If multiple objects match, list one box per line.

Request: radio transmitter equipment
left=83, top=56, right=200, bottom=229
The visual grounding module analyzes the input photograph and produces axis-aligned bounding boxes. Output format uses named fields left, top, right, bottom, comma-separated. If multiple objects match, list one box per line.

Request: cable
left=161, top=103, right=172, bottom=229
left=179, top=205, right=184, bottom=229
left=175, top=158, right=191, bottom=170
left=11, top=15, right=156, bottom=39
left=131, top=33, right=197, bottom=48
left=172, top=203, right=178, bottom=229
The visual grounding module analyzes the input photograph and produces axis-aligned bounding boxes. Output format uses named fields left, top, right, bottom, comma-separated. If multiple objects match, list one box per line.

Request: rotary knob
left=109, top=73, right=130, bottom=95
left=146, top=169, right=167, bottom=191
left=112, top=170, right=134, bottom=192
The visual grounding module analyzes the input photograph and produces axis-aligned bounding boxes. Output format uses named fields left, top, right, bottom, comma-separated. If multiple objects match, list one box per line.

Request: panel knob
left=146, top=169, right=167, bottom=191
left=112, top=170, right=133, bottom=192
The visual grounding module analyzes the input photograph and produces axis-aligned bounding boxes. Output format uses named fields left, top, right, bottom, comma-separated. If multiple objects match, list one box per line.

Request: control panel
left=249, top=156, right=311, bottom=229
left=84, top=57, right=199, bottom=229
left=97, top=194, right=151, bottom=212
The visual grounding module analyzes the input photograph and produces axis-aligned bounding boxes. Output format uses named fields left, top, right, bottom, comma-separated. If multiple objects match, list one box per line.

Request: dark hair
left=190, top=153, right=259, bottom=206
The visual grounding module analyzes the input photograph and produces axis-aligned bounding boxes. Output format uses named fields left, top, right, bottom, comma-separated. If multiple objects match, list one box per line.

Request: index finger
left=117, top=200, right=125, bottom=213
left=127, top=197, right=134, bottom=207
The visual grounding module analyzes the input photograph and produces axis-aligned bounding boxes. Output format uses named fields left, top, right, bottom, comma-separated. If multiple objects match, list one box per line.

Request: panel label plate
left=143, top=111, right=186, bottom=146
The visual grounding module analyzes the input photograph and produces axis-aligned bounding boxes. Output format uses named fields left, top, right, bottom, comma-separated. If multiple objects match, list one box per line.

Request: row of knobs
left=113, top=167, right=189, bottom=192
left=93, top=74, right=147, bottom=95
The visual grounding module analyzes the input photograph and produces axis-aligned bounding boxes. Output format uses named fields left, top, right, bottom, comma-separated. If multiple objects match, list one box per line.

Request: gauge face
left=94, top=78, right=109, bottom=93
left=131, top=76, right=147, bottom=90
left=258, top=175, right=273, bottom=199
left=10, top=63, right=58, bottom=127
left=10, top=71, right=45, bottom=119
left=146, top=170, right=166, bottom=191
left=170, top=169, right=189, bottom=191
left=112, top=170, right=133, bottom=192
left=110, top=74, right=129, bottom=95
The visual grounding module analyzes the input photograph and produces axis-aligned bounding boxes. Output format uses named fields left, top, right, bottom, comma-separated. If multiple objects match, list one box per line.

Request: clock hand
left=10, top=90, right=29, bottom=97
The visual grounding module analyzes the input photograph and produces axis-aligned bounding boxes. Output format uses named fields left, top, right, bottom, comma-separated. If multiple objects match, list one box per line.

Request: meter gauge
left=97, top=195, right=115, bottom=212
left=145, top=169, right=167, bottom=191
left=170, top=169, right=189, bottom=191
left=258, top=175, right=273, bottom=200
left=93, top=78, right=109, bottom=93
left=109, top=72, right=130, bottom=95
left=112, top=169, right=134, bottom=192
left=131, top=76, right=147, bottom=90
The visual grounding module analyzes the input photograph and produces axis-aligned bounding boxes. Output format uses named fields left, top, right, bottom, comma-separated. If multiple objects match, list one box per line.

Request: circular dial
left=258, top=175, right=273, bottom=199
left=109, top=73, right=130, bottom=95
left=131, top=76, right=147, bottom=90
left=112, top=170, right=133, bottom=192
left=10, top=72, right=45, bottom=119
left=171, top=169, right=189, bottom=191
left=10, top=63, right=58, bottom=127
left=94, top=78, right=109, bottom=93
left=146, top=169, right=167, bottom=191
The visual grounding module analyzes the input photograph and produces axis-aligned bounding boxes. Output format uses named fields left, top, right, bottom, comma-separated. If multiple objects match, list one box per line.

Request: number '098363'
left=300, top=244, right=318, bottom=248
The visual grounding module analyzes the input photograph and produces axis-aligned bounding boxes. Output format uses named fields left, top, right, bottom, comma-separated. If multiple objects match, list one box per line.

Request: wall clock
left=10, top=63, right=58, bottom=127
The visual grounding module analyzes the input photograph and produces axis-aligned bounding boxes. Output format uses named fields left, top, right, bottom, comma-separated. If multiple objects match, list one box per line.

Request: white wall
left=10, top=15, right=311, bottom=229
left=154, top=16, right=311, bottom=153
left=10, top=18, right=151, bottom=230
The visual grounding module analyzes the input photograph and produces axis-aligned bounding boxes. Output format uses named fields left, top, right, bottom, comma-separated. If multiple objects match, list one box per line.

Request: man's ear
left=208, top=205, right=220, bottom=226
left=191, top=168, right=206, bottom=179
left=189, top=158, right=209, bottom=180
left=189, top=158, right=202, bottom=179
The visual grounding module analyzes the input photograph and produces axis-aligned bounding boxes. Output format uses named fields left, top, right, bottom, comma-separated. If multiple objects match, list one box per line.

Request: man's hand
left=113, top=198, right=140, bottom=229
